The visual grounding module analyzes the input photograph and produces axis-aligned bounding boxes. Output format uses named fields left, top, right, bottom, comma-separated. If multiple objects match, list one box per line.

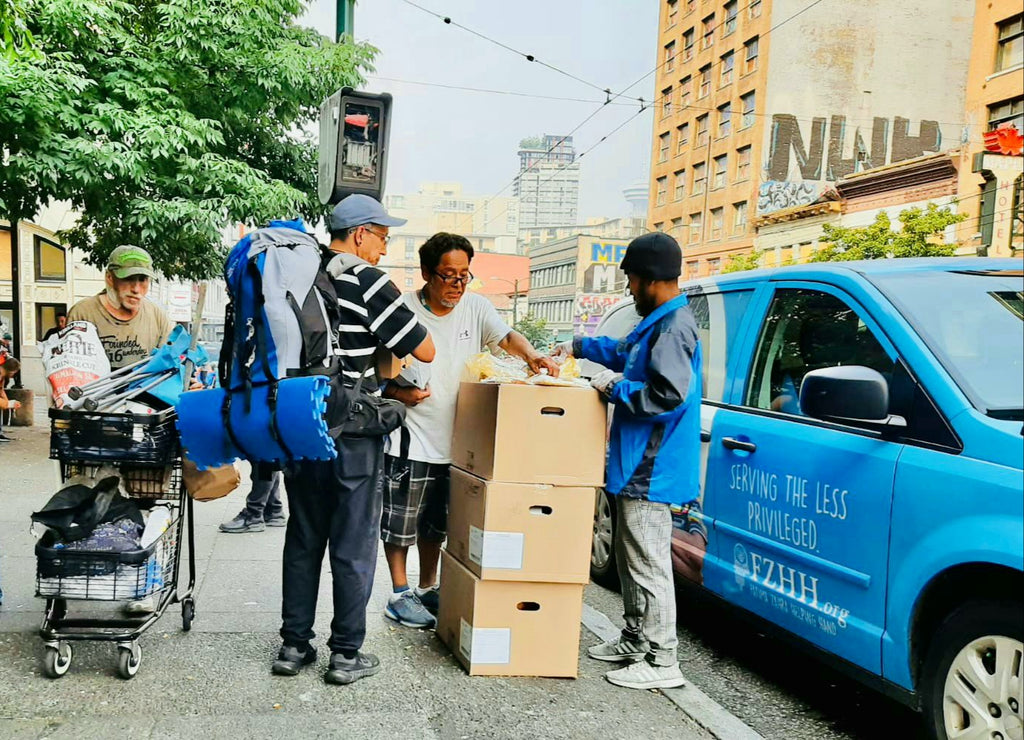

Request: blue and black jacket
left=574, top=294, right=702, bottom=506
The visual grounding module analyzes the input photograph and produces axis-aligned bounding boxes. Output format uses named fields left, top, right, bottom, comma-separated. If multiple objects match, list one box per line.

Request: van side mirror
left=799, top=366, right=907, bottom=429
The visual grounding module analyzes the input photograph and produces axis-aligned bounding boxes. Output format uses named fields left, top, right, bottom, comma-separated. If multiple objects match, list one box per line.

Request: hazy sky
left=301, top=0, right=657, bottom=220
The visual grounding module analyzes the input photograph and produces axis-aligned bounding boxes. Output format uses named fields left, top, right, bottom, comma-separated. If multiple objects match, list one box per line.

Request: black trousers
left=280, top=435, right=383, bottom=654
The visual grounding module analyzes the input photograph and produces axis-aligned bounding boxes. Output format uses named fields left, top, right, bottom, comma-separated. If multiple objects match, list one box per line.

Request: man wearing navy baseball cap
left=553, top=231, right=702, bottom=691
left=326, top=193, right=407, bottom=266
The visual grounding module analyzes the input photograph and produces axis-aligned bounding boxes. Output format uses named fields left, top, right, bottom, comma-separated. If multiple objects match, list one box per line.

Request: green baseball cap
left=107, top=245, right=157, bottom=279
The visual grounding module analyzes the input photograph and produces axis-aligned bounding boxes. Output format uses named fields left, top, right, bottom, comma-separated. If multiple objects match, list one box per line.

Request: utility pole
left=336, top=0, right=355, bottom=41
left=489, top=276, right=521, bottom=326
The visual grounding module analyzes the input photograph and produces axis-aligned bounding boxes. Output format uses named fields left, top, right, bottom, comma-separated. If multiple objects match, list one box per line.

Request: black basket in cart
left=49, top=407, right=179, bottom=465
left=61, top=461, right=182, bottom=508
left=35, top=515, right=179, bottom=600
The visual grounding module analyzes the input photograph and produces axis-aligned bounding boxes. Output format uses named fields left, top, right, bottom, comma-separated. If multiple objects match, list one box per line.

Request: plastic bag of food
left=38, top=321, right=111, bottom=408
left=462, top=352, right=528, bottom=383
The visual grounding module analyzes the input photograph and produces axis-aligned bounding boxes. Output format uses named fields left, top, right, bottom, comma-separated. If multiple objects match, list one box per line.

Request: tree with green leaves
left=1, top=0, right=376, bottom=280
left=811, top=203, right=966, bottom=263
left=513, top=314, right=552, bottom=349
left=723, top=250, right=763, bottom=273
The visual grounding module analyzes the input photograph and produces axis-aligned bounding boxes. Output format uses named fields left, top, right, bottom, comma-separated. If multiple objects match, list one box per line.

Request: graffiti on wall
left=767, top=114, right=943, bottom=183
left=574, top=294, right=623, bottom=336
left=758, top=181, right=823, bottom=214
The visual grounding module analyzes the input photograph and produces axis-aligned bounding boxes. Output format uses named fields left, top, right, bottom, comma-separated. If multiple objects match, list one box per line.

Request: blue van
left=589, top=258, right=1023, bottom=740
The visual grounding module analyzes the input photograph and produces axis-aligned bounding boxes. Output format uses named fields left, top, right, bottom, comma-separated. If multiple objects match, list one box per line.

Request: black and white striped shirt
left=323, top=249, right=427, bottom=382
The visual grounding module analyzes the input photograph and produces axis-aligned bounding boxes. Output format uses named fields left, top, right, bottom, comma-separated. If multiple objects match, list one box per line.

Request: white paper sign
left=468, top=526, right=525, bottom=570
left=460, top=618, right=511, bottom=664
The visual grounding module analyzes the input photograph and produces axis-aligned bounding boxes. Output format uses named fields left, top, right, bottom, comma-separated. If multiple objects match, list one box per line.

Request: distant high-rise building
left=514, top=134, right=580, bottom=229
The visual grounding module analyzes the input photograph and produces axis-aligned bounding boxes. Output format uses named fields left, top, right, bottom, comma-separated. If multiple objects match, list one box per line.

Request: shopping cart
left=36, top=407, right=196, bottom=679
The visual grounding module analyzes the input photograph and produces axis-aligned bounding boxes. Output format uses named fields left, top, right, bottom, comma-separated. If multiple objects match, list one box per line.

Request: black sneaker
left=219, top=511, right=265, bottom=533
left=325, top=651, right=380, bottom=685
left=0, top=433, right=13, bottom=443
left=272, top=643, right=317, bottom=676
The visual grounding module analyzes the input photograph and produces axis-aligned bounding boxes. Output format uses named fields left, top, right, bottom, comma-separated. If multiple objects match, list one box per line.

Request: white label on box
left=459, top=618, right=512, bottom=664
left=468, top=526, right=524, bottom=570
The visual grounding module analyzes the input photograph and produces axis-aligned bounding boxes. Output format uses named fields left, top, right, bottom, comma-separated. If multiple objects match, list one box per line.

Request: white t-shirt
left=387, top=291, right=511, bottom=464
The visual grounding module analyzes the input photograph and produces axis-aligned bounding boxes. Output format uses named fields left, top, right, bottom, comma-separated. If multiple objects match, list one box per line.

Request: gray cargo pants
left=615, top=496, right=678, bottom=666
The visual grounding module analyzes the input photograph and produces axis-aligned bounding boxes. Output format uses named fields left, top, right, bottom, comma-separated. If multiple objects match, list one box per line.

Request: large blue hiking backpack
left=219, top=219, right=339, bottom=390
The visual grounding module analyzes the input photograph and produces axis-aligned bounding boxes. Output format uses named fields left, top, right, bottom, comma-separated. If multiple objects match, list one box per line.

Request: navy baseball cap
left=329, top=194, right=407, bottom=231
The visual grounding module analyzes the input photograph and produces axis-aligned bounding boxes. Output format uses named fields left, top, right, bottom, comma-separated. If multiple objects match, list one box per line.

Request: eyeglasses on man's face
left=432, top=271, right=474, bottom=287
left=363, top=226, right=390, bottom=244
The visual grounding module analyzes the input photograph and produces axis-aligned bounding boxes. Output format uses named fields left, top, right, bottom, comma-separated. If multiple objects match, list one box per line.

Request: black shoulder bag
left=327, top=352, right=406, bottom=438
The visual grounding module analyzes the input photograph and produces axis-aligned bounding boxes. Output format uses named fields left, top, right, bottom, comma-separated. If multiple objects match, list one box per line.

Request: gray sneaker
left=264, top=512, right=286, bottom=527
left=384, top=590, right=437, bottom=629
left=325, top=651, right=380, bottom=685
left=605, top=659, right=685, bottom=690
left=587, top=635, right=648, bottom=663
left=220, top=511, right=265, bottom=533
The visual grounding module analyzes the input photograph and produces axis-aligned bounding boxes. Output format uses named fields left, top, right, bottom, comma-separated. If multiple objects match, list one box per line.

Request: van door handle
left=722, top=437, right=757, bottom=453
left=700, top=431, right=711, bottom=442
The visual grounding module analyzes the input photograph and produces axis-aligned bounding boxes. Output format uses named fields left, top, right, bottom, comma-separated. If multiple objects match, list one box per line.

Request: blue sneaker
left=384, top=591, right=437, bottom=629
left=416, top=586, right=439, bottom=616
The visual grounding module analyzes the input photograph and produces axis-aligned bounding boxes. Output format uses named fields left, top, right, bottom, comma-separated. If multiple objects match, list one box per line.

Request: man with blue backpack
left=554, top=232, right=701, bottom=691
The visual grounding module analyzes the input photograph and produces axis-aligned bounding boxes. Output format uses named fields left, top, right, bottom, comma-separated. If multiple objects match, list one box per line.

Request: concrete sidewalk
left=0, top=416, right=710, bottom=740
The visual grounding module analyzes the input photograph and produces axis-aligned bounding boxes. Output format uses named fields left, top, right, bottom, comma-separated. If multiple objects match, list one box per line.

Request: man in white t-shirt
left=379, top=232, right=559, bottom=629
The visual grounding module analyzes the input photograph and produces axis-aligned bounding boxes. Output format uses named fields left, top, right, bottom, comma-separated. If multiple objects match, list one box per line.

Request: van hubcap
left=943, top=635, right=1024, bottom=740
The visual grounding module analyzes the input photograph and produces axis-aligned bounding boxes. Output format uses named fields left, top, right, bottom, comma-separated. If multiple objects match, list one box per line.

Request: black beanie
left=619, top=232, right=682, bottom=281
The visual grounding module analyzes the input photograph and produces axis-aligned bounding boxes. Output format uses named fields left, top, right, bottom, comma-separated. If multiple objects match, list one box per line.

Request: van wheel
left=590, top=489, right=619, bottom=589
left=921, top=601, right=1023, bottom=740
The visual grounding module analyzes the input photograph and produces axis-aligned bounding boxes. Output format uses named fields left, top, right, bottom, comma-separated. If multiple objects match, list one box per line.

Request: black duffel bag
left=327, top=352, right=406, bottom=438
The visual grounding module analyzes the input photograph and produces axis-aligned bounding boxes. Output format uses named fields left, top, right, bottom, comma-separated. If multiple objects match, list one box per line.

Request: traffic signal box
left=438, top=382, right=606, bottom=678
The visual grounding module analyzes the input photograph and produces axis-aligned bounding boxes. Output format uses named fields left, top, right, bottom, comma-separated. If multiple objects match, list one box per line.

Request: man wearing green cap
left=69, top=245, right=175, bottom=370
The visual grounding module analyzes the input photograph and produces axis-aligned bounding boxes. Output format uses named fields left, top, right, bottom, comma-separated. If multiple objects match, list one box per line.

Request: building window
left=733, top=201, right=748, bottom=233
left=659, top=132, right=671, bottom=162
left=34, top=236, right=66, bottom=282
left=666, top=0, right=678, bottom=28
left=692, top=162, right=707, bottom=195
left=686, top=0, right=695, bottom=12
left=713, top=154, right=728, bottom=189
left=720, top=51, right=735, bottom=86
left=723, top=1, right=738, bottom=36
left=674, top=169, right=686, bottom=200
left=677, top=122, right=690, bottom=153
left=679, top=75, right=693, bottom=109
left=654, top=222, right=665, bottom=232
left=718, top=102, right=732, bottom=137
left=690, top=212, right=703, bottom=242
left=670, top=217, right=684, bottom=238
left=708, top=257, right=722, bottom=275
left=744, top=36, right=760, bottom=74
left=664, top=41, right=677, bottom=72
left=686, top=260, right=699, bottom=279
left=741, top=91, right=756, bottom=128
left=736, top=145, right=752, bottom=180
left=749, top=0, right=762, bottom=19
left=656, top=177, right=668, bottom=206
left=997, top=16, right=1024, bottom=72
left=36, top=303, right=68, bottom=341
left=701, top=14, right=715, bottom=49
left=405, top=277, right=414, bottom=288
left=699, top=65, right=712, bottom=98
left=696, top=114, right=709, bottom=147
left=710, top=208, right=724, bottom=240
left=988, top=97, right=1024, bottom=131
left=683, top=28, right=695, bottom=61
left=661, top=87, right=673, bottom=119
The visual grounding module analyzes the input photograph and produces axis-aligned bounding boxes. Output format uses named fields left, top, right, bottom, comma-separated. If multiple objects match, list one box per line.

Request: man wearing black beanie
left=554, top=231, right=702, bottom=690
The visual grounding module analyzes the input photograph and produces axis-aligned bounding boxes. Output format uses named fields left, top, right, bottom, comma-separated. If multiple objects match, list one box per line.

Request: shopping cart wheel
left=42, top=642, right=73, bottom=679
left=116, top=642, right=142, bottom=680
left=181, top=597, right=195, bottom=632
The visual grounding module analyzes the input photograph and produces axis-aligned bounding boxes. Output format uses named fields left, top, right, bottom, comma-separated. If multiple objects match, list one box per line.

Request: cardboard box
left=447, top=468, right=594, bottom=584
left=437, top=550, right=584, bottom=678
left=450, top=382, right=606, bottom=485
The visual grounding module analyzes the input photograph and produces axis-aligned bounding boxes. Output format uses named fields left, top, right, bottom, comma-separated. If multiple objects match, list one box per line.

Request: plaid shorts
left=380, top=456, right=450, bottom=547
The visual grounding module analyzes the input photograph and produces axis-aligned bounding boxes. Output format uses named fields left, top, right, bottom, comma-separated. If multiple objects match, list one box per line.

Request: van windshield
left=872, top=269, right=1024, bottom=419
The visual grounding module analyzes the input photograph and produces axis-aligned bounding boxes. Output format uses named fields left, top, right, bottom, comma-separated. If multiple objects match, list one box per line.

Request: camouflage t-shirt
left=68, top=294, right=176, bottom=369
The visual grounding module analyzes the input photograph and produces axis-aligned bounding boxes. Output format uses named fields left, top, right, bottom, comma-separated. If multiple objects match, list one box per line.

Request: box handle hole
left=516, top=602, right=541, bottom=611
left=529, top=505, right=553, bottom=516
left=540, top=407, right=565, bottom=416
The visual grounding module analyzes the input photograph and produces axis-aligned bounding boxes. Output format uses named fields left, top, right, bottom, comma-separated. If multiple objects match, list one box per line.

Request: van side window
left=745, top=289, right=894, bottom=414
left=687, top=288, right=754, bottom=402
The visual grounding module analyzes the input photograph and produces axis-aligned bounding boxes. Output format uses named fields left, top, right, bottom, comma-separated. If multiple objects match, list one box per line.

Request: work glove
left=590, top=369, right=623, bottom=399
left=552, top=340, right=574, bottom=358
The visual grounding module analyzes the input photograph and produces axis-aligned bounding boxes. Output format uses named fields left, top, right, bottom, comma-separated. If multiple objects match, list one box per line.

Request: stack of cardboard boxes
left=438, top=381, right=607, bottom=678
